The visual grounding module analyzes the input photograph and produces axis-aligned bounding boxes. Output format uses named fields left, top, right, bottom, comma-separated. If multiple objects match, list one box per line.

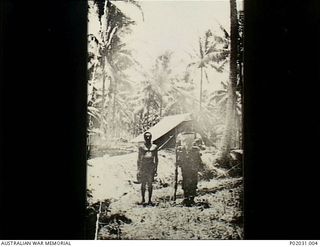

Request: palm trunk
left=112, top=80, right=116, bottom=135
left=159, top=96, right=163, bottom=117
left=100, top=56, right=106, bottom=137
left=200, top=66, right=203, bottom=112
left=222, top=84, right=236, bottom=152
left=134, top=114, right=138, bottom=136
left=146, top=92, right=150, bottom=125
left=139, top=111, right=143, bottom=133
left=234, top=111, right=239, bottom=148
left=237, top=112, right=242, bottom=148
left=220, top=0, right=238, bottom=159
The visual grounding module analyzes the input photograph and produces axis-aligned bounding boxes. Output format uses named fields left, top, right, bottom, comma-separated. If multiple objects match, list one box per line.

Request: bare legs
left=148, top=183, right=153, bottom=204
left=141, top=181, right=153, bottom=205
left=141, top=182, right=146, bottom=204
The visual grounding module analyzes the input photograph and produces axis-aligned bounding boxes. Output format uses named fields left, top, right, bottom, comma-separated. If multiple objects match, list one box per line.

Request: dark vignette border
left=0, top=0, right=320, bottom=240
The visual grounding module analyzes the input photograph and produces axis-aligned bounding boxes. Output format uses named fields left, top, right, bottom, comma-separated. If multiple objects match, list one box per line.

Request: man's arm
left=137, top=146, right=142, bottom=170
left=136, top=146, right=143, bottom=182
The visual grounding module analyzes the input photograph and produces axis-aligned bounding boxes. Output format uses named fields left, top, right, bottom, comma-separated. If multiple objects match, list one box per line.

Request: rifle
left=173, top=147, right=179, bottom=201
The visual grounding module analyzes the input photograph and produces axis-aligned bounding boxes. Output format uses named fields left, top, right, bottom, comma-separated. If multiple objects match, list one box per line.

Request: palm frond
left=199, top=38, right=204, bottom=59
left=88, top=106, right=100, bottom=113
left=210, top=59, right=228, bottom=73
left=205, top=43, right=217, bottom=55
left=219, top=24, right=230, bottom=40
left=94, top=0, right=106, bottom=23
left=186, top=62, right=198, bottom=68
left=211, top=89, right=227, bottom=96
left=221, top=81, right=228, bottom=89
left=92, top=98, right=103, bottom=105
left=88, top=34, right=101, bottom=46
left=204, top=70, right=210, bottom=84
left=112, top=0, right=145, bottom=21
left=88, top=111, right=100, bottom=120
left=204, top=30, right=211, bottom=53
left=216, top=94, right=228, bottom=105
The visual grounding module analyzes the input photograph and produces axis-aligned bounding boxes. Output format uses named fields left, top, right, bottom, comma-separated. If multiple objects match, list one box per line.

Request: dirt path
left=87, top=150, right=243, bottom=240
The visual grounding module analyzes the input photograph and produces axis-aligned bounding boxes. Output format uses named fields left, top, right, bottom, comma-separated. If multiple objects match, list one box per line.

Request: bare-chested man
left=137, top=132, right=158, bottom=205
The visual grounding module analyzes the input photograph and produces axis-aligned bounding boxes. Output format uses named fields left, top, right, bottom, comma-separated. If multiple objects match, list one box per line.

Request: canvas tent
left=131, top=113, right=193, bottom=149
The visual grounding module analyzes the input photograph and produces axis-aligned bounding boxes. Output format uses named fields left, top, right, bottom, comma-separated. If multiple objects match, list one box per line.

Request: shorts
left=140, top=161, right=156, bottom=184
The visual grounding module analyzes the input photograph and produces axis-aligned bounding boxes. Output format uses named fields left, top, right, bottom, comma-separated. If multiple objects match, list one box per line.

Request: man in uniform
left=176, top=130, right=203, bottom=206
left=137, top=132, right=158, bottom=205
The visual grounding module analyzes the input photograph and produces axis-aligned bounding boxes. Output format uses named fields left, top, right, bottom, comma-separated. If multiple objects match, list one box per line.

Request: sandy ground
left=87, top=149, right=243, bottom=240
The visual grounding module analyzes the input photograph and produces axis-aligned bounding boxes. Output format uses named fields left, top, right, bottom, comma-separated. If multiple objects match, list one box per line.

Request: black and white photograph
left=86, top=0, right=243, bottom=240
left=2, top=0, right=320, bottom=242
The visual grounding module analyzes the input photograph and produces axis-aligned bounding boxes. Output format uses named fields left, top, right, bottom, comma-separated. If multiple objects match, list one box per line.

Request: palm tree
left=88, top=0, right=143, bottom=139
left=132, top=51, right=173, bottom=131
left=149, top=51, right=173, bottom=117
left=219, top=0, right=239, bottom=161
left=187, top=29, right=229, bottom=112
left=209, top=81, right=242, bottom=148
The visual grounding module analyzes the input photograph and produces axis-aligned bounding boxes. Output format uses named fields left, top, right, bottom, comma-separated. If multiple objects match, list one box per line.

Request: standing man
left=176, top=131, right=203, bottom=206
left=137, top=132, right=158, bottom=205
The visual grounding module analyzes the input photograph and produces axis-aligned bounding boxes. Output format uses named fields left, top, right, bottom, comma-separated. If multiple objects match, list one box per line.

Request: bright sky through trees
left=88, top=0, right=243, bottom=92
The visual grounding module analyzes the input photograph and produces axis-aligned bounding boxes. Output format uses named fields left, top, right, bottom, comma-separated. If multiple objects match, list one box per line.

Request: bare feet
left=148, top=201, right=155, bottom=206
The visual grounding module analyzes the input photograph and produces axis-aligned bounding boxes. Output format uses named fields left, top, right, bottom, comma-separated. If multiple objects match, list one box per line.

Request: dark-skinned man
left=137, top=132, right=158, bottom=205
